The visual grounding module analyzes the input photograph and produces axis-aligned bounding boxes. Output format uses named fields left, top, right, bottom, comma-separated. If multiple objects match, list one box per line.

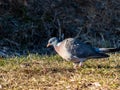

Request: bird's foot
left=73, top=62, right=83, bottom=69
left=79, top=62, right=83, bottom=67
left=73, top=64, right=78, bottom=69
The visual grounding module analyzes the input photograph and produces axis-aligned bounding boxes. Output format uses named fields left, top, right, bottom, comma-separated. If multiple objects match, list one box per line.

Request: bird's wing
left=65, top=38, right=109, bottom=59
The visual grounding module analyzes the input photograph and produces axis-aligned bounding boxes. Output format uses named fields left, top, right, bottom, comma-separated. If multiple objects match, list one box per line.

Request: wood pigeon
left=47, top=37, right=120, bottom=68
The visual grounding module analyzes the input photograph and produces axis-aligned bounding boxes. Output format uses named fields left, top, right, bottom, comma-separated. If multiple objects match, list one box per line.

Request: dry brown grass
left=0, top=53, right=120, bottom=90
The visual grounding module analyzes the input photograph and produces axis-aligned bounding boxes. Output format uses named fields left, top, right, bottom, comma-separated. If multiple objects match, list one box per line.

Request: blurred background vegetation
left=0, top=0, right=119, bottom=57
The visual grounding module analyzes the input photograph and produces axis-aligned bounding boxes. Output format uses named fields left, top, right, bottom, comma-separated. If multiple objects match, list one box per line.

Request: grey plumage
left=47, top=37, right=120, bottom=68
left=65, top=38, right=109, bottom=59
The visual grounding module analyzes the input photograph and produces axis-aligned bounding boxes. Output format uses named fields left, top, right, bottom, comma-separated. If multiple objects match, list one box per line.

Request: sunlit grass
left=0, top=53, right=120, bottom=90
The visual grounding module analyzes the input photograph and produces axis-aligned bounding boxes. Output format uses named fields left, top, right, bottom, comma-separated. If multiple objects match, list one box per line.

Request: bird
left=47, top=37, right=120, bottom=68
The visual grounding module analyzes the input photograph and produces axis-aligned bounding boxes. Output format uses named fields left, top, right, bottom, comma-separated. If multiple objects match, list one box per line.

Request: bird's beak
left=47, top=43, right=50, bottom=47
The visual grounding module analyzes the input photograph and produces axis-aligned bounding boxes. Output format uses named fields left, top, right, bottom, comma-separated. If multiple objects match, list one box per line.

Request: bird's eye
left=49, top=41, right=52, bottom=43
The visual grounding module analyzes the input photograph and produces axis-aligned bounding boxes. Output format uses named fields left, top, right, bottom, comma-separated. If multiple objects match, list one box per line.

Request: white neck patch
left=56, top=42, right=61, bottom=46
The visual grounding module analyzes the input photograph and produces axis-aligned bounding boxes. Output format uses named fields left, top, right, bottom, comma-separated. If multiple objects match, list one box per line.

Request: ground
left=0, top=53, right=120, bottom=90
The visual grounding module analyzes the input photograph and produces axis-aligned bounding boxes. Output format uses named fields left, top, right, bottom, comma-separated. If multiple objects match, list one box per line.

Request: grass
left=0, top=53, right=120, bottom=90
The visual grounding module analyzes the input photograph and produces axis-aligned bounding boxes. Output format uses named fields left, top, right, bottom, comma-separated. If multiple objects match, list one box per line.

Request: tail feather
left=97, top=47, right=120, bottom=53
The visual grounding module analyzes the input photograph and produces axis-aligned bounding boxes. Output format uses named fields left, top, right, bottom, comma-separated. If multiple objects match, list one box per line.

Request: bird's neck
left=52, top=40, right=59, bottom=46
left=54, top=44, right=60, bottom=53
left=53, top=42, right=61, bottom=48
left=56, top=42, right=61, bottom=46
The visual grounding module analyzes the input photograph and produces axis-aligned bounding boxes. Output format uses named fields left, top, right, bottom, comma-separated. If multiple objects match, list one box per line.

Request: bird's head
left=47, top=37, right=59, bottom=47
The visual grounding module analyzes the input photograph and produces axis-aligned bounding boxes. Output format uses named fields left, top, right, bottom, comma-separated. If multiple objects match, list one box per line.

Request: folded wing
left=65, top=38, right=109, bottom=59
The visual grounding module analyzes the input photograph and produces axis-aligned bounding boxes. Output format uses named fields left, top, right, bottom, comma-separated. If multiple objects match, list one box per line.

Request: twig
left=74, top=27, right=82, bottom=39
left=57, top=18, right=64, bottom=40
left=4, top=38, right=20, bottom=46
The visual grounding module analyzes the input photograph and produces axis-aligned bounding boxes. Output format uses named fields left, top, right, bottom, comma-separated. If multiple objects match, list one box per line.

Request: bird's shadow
left=23, top=67, right=76, bottom=76
left=21, top=61, right=120, bottom=75
left=22, top=65, right=120, bottom=76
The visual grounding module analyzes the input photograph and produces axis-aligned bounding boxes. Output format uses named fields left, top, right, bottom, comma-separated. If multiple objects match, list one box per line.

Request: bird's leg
left=79, top=62, right=83, bottom=67
left=73, top=63, right=79, bottom=69
left=73, top=62, right=83, bottom=69
left=73, top=61, right=83, bottom=69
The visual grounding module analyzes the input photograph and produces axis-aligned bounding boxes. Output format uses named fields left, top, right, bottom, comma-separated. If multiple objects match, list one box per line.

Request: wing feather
left=65, top=38, right=109, bottom=58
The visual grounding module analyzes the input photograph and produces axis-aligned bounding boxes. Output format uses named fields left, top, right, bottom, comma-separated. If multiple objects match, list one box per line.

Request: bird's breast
left=54, top=45, right=71, bottom=61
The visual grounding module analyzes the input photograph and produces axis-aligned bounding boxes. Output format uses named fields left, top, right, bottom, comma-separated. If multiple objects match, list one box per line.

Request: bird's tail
left=97, top=47, right=120, bottom=53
